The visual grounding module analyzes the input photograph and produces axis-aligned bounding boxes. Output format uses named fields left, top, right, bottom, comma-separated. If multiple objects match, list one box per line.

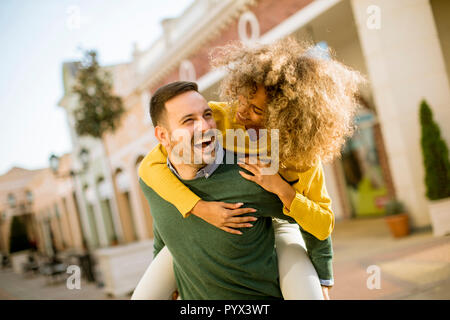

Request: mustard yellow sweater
left=139, top=102, right=334, bottom=240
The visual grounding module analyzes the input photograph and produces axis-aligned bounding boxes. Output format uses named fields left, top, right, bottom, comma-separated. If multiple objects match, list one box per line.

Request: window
left=26, top=191, right=33, bottom=203
left=7, top=193, right=16, bottom=208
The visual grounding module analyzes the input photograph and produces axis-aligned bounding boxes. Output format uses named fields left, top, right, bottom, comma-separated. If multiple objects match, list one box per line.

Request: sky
left=0, top=0, right=194, bottom=175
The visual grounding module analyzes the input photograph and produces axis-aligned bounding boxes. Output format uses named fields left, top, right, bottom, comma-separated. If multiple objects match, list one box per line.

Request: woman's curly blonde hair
left=210, top=37, right=366, bottom=170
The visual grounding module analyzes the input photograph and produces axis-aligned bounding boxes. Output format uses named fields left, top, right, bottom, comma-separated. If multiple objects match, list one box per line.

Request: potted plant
left=419, top=100, right=450, bottom=236
left=384, top=199, right=410, bottom=238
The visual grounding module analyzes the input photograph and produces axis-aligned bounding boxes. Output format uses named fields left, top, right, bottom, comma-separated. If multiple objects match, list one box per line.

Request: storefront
left=135, top=0, right=450, bottom=228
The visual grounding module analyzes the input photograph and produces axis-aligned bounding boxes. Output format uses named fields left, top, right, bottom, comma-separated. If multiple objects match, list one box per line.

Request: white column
left=72, top=160, right=96, bottom=249
left=88, top=178, right=109, bottom=247
left=100, top=143, right=125, bottom=244
left=323, top=163, right=345, bottom=221
left=351, top=0, right=450, bottom=227
left=67, top=114, right=95, bottom=249
left=127, top=164, right=149, bottom=240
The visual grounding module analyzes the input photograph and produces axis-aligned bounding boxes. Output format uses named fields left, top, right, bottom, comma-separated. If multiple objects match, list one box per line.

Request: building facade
left=59, top=0, right=450, bottom=250
left=27, top=154, right=85, bottom=256
left=127, top=0, right=450, bottom=228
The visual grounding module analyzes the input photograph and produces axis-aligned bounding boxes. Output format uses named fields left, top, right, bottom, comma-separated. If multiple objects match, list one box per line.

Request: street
left=1, top=217, right=448, bottom=300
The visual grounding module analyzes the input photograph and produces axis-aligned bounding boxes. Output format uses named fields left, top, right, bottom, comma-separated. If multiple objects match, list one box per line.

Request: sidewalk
left=0, top=268, right=128, bottom=300
left=0, top=217, right=449, bottom=300
left=331, top=217, right=450, bottom=300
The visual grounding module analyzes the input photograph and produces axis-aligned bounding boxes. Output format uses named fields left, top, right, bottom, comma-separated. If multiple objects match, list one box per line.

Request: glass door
left=341, top=109, right=390, bottom=217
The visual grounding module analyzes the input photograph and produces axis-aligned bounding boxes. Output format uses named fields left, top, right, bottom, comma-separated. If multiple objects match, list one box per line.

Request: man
left=137, top=81, right=297, bottom=299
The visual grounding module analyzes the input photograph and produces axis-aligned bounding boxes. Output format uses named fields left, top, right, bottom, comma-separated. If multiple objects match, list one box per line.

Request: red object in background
left=375, top=196, right=390, bottom=209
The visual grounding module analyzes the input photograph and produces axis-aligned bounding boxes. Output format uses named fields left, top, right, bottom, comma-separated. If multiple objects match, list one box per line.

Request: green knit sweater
left=139, top=159, right=293, bottom=299
left=139, top=156, right=333, bottom=299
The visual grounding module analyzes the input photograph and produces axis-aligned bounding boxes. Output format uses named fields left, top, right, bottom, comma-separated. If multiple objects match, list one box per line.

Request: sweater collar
left=167, top=143, right=224, bottom=180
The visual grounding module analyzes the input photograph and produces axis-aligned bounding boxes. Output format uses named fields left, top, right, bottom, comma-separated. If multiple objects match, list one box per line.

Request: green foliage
left=72, top=50, right=125, bottom=138
left=384, top=199, right=406, bottom=216
left=9, top=216, right=31, bottom=254
left=419, top=100, right=450, bottom=200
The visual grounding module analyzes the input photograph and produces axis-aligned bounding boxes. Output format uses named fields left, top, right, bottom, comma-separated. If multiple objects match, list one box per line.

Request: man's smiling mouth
left=194, top=135, right=215, bottom=151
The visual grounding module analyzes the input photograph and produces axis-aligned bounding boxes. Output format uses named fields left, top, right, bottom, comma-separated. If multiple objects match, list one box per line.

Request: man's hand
left=321, top=286, right=330, bottom=300
left=191, top=200, right=258, bottom=235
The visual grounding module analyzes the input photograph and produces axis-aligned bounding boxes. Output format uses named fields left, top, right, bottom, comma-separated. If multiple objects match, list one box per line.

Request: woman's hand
left=191, top=200, right=258, bottom=235
left=238, top=158, right=296, bottom=209
left=237, top=158, right=284, bottom=194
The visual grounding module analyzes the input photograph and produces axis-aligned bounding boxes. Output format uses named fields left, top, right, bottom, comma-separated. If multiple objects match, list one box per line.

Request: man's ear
left=154, top=125, right=170, bottom=149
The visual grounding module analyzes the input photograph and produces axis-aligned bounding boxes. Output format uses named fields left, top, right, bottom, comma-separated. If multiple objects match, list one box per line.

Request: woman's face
left=236, top=85, right=267, bottom=129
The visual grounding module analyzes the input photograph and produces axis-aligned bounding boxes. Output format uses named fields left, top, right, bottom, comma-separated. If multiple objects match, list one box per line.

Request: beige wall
left=351, top=0, right=450, bottom=228
left=28, top=155, right=85, bottom=253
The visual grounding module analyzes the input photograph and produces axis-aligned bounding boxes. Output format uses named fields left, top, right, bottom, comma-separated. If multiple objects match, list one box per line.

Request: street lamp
left=49, top=148, right=90, bottom=177
left=49, top=154, right=60, bottom=175
left=79, top=148, right=90, bottom=171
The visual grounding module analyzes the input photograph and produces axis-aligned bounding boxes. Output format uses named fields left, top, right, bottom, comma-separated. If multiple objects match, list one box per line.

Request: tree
left=419, top=99, right=450, bottom=200
left=9, top=216, right=31, bottom=254
left=72, top=50, right=124, bottom=138
left=71, top=50, right=124, bottom=247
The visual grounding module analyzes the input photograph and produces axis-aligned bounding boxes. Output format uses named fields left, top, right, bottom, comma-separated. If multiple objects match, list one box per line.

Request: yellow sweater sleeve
left=282, top=161, right=335, bottom=240
left=138, top=143, right=200, bottom=217
left=138, top=101, right=232, bottom=217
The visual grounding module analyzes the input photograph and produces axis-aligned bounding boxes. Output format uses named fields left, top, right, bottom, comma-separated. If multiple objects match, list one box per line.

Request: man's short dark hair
left=150, top=81, right=198, bottom=127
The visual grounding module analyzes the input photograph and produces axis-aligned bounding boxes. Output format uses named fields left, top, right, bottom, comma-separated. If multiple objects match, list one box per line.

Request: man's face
left=156, top=91, right=218, bottom=167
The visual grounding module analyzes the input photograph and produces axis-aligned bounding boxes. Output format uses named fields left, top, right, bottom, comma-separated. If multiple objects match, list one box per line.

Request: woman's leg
left=273, top=218, right=324, bottom=300
left=131, top=245, right=177, bottom=300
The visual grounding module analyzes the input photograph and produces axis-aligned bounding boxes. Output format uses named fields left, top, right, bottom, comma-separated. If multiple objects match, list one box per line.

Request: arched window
left=26, top=190, right=33, bottom=204
left=7, top=193, right=16, bottom=208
